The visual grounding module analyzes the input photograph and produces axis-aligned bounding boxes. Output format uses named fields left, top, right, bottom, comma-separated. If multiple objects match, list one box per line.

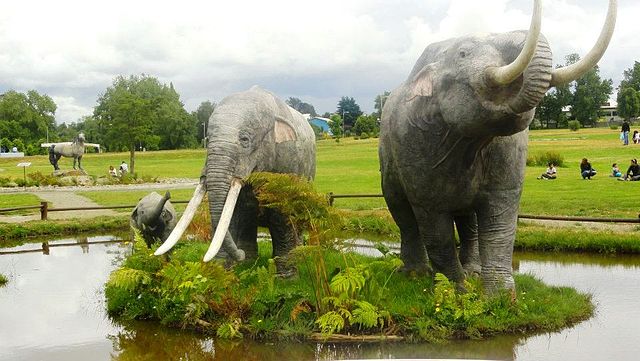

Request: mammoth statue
left=131, top=191, right=178, bottom=248
left=155, top=86, right=316, bottom=275
left=379, top=0, right=616, bottom=292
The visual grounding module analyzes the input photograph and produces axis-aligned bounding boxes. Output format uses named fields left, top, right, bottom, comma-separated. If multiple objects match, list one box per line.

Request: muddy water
left=1, top=238, right=640, bottom=360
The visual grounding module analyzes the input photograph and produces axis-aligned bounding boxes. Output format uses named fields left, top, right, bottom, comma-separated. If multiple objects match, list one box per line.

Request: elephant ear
left=406, top=62, right=437, bottom=102
left=274, top=116, right=297, bottom=143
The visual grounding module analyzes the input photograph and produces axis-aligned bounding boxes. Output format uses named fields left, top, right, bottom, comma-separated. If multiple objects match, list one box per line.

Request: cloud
left=0, top=0, right=634, bottom=123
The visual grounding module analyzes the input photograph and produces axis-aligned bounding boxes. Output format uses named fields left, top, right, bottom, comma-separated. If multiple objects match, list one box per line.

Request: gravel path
left=0, top=179, right=198, bottom=223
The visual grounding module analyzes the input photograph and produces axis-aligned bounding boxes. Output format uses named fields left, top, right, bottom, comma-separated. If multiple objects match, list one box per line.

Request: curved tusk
left=550, top=0, right=617, bottom=86
left=485, top=0, right=542, bottom=86
left=154, top=181, right=206, bottom=255
left=203, top=178, right=243, bottom=262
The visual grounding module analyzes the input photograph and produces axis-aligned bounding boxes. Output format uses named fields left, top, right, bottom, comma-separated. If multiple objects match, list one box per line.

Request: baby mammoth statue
left=130, top=191, right=177, bottom=248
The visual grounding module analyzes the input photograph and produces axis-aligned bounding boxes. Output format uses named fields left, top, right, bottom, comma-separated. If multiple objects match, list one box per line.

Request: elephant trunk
left=507, top=38, right=553, bottom=114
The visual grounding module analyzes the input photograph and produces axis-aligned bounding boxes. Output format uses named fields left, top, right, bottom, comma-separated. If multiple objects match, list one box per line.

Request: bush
left=526, top=151, right=565, bottom=167
left=610, top=124, right=619, bottom=130
left=568, top=120, right=580, bottom=131
left=360, top=132, right=370, bottom=139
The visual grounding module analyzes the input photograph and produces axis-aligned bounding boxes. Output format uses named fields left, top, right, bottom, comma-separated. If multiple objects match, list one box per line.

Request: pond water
left=1, top=237, right=640, bottom=360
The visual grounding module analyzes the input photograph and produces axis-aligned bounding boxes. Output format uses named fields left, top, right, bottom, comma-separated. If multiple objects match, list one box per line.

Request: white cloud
left=0, top=0, right=635, bottom=123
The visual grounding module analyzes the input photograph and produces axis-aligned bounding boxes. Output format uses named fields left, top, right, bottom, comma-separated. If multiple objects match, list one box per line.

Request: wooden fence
left=1, top=194, right=639, bottom=223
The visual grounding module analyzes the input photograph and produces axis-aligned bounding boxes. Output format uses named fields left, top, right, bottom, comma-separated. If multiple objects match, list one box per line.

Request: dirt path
left=0, top=180, right=198, bottom=223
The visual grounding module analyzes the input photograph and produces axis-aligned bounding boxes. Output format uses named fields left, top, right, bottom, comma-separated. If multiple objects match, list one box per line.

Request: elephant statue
left=155, top=86, right=316, bottom=275
left=131, top=191, right=178, bottom=248
left=379, top=0, right=616, bottom=292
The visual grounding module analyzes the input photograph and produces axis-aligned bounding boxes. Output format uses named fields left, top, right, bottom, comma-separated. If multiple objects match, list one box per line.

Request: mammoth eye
left=239, top=135, right=251, bottom=148
left=459, top=51, right=466, bottom=58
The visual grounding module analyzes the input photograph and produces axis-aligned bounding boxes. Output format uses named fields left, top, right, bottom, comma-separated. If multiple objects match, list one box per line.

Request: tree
left=617, top=87, right=640, bottom=121
left=564, top=54, right=612, bottom=127
left=535, top=77, right=571, bottom=128
left=286, top=97, right=317, bottom=117
left=0, top=89, right=56, bottom=154
left=374, top=91, right=390, bottom=119
left=336, top=97, right=363, bottom=128
left=328, top=114, right=343, bottom=142
left=94, top=74, right=192, bottom=174
left=352, top=114, right=379, bottom=136
left=619, top=61, right=640, bottom=91
left=194, top=100, right=216, bottom=145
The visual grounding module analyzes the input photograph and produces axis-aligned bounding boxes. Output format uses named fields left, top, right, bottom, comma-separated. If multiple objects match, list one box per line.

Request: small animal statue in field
left=379, top=0, right=616, bottom=293
left=49, top=133, right=86, bottom=171
left=130, top=191, right=177, bottom=248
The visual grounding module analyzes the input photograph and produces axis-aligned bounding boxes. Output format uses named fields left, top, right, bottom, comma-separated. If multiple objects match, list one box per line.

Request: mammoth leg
left=476, top=195, right=518, bottom=293
left=230, top=186, right=259, bottom=259
left=415, top=210, right=464, bottom=284
left=455, top=213, right=481, bottom=276
left=266, top=208, right=299, bottom=277
left=382, top=177, right=429, bottom=274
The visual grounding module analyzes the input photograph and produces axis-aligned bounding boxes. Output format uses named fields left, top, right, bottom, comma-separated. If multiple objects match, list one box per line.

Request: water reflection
left=108, top=322, right=521, bottom=361
left=2, top=237, right=640, bottom=360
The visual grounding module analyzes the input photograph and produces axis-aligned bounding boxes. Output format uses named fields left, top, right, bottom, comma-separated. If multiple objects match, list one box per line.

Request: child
left=611, top=163, right=622, bottom=177
left=537, top=162, right=557, bottom=180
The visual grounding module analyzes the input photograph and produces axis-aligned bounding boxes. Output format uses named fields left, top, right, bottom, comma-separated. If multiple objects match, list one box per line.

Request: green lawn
left=2, top=128, right=639, bottom=218
left=78, top=188, right=197, bottom=213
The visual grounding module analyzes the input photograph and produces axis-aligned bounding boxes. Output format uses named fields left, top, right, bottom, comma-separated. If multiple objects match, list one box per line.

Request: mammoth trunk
left=508, top=39, right=553, bottom=114
left=146, top=193, right=170, bottom=228
left=203, top=150, right=244, bottom=262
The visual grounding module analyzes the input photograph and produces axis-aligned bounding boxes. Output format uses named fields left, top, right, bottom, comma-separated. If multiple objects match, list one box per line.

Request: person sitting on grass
left=611, top=163, right=622, bottom=177
left=109, top=165, right=118, bottom=177
left=580, top=158, right=596, bottom=180
left=619, top=159, right=640, bottom=181
left=537, top=162, right=557, bottom=180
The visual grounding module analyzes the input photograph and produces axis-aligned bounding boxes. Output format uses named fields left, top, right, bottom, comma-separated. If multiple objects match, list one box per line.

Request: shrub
left=568, top=120, right=580, bottom=131
left=360, top=132, right=370, bottom=139
left=526, top=151, right=565, bottom=167
left=0, top=273, right=8, bottom=286
left=610, top=124, right=619, bottom=130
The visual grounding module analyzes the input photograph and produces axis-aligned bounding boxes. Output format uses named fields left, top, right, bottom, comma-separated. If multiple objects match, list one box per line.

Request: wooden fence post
left=40, top=201, right=48, bottom=220
left=328, top=192, right=334, bottom=206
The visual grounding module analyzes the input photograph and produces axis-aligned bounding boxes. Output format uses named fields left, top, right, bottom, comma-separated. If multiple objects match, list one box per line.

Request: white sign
left=16, top=162, right=31, bottom=167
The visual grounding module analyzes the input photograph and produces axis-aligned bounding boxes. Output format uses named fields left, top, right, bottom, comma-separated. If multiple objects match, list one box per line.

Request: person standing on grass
left=580, top=158, right=596, bottom=180
left=619, top=159, right=640, bottom=181
left=634, top=131, right=640, bottom=144
left=537, top=162, right=557, bottom=180
left=621, top=120, right=630, bottom=145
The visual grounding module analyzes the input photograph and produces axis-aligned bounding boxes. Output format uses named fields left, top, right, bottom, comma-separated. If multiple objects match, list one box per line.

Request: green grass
left=0, top=193, right=42, bottom=209
left=78, top=188, right=197, bottom=213
left=1, top=129, right=638, bottom=216
left=0, top=216, right=129, bottom=247
left=0, top=149, right=206, bottom=180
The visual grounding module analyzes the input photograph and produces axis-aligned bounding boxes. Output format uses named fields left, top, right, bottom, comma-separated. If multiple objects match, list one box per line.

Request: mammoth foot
left=399, top=263, right=433, bottom=277
left=462, top=262, right=481, bottom=277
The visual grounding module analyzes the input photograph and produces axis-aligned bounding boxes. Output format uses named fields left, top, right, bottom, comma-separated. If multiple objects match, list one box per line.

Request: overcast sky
left=1, top=0, right=637, bottom=124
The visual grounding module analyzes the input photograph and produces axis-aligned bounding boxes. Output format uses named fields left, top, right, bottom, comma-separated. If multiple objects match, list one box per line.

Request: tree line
left=535, top=54, right=639, bottom=128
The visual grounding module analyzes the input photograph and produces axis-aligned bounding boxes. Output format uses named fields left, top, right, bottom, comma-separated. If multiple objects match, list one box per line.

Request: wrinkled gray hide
left=206, top=86, right=316, bottom=274
left=131, top=191, right=177, bottom=248
left=379, top=31, right=554, bottom=292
